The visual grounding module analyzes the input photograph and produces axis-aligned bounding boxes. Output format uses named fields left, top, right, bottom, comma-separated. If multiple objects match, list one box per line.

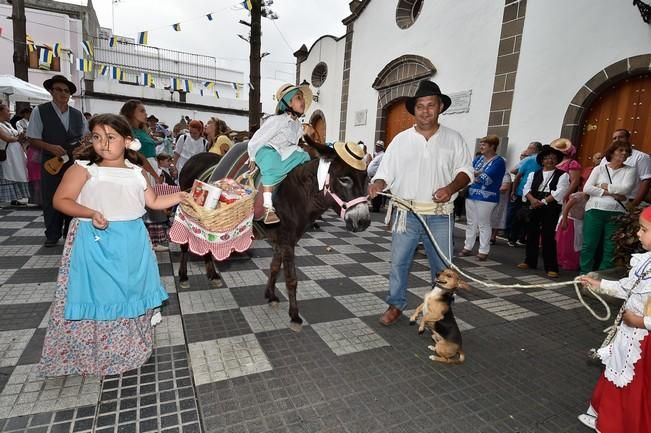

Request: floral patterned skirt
left=38, top=220, right=155, bottom=377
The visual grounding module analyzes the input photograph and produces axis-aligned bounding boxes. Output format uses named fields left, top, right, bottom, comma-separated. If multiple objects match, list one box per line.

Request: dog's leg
left=409, top=304, right=424, bottom=325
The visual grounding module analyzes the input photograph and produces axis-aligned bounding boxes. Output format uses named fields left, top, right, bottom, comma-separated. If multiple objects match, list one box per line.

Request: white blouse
left=522, top=169, right=570, bottom=203
left=584, top=164, right=637, bottom=213
left=76, top=160, right=148, bottom=221
left=247, top=113, right=304, bottom=162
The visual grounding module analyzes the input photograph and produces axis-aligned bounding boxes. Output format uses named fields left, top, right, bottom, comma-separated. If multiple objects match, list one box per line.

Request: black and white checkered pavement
left=0, top=208, right=607, bottom=432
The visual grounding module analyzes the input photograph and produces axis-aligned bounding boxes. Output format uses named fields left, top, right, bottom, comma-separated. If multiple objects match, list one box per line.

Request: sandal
left=477, top=253, right=488, bottom=261
left=263, top=207, right=280, bottom=225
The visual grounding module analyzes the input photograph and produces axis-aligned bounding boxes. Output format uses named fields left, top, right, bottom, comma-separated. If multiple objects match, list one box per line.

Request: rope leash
left=378, top=192, right=612, bottom=322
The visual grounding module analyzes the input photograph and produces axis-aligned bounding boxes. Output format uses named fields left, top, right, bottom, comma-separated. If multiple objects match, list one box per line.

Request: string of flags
left=23, top=34, right=249, bottom=100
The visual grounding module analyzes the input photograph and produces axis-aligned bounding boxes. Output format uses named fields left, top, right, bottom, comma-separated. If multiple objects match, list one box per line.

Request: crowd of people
left=0, top=75, right=238, bottom=251
left=452, top=128, right=650, bottom=279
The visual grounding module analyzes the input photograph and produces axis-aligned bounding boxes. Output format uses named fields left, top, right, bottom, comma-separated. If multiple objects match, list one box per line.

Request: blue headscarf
left=278, top=88, right=300, bottom=114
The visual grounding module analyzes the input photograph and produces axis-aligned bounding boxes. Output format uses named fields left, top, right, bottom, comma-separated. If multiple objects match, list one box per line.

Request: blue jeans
left=387, top=212, right=453, bottom=311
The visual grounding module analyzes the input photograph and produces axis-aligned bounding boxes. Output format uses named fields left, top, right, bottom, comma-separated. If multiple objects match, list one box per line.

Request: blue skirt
left=65, top=219, right=168, bottom=321
left=255, top=145, right=310, bottom=186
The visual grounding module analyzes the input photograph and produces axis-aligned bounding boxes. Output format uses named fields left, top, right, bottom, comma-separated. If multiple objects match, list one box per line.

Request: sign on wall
left=443, top=90, right=472, bottom=115
left=354, top=109, right=367, bottom=126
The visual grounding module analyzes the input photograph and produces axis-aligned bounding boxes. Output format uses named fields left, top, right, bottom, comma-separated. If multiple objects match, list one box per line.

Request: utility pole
left=248, top=0, right=262, bottom=134
left=11, top=0, right=30, bottom=112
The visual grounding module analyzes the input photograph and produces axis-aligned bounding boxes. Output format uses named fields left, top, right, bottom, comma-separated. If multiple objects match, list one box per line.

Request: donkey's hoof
left=209, top=278, right=224, bottom=288
left=179, top=280, right=190, bottom=289
left=288, top=322, right=303, bottom=333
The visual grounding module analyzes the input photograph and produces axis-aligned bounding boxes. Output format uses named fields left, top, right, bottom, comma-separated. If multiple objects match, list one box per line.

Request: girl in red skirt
left=577, top=206, right=651, bottom=433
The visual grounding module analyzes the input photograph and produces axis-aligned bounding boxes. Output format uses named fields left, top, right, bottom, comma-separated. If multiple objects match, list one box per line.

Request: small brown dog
left=409, top=268, right=466, bottom=364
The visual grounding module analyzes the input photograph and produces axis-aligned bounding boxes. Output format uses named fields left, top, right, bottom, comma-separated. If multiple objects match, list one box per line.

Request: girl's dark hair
left=119, top=99, right=145, bottom=128
left=605, top=140, right=633, bottom=162
left=74, top=113, right=142, bottom=165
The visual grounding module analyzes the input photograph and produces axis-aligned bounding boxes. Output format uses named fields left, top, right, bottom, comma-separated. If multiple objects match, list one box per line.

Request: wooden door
left=384, top=98, right=414, bottom=147
left=578, top=74, right=651, bottom=168
left=311, top=115, right=326, bottom=143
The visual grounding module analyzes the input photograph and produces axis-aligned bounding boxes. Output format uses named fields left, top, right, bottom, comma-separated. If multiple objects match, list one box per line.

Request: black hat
left=43, top=75, right=77, bottom=95
left=147, top=115, right=159, bottom=122
left=405, top=80, right=452, bottom=115
left=536, top=145, right=564, bottom=166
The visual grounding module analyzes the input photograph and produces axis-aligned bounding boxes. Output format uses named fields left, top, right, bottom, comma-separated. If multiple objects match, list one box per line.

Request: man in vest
left=27, top=75, right=89, bottom=247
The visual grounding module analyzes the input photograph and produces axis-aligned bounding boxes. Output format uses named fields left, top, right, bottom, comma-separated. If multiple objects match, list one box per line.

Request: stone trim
left=560, top=54, right=651, bottom=142
left=372, top=55, right=436, bottom=90
left=338, top=24, right=354, bottom=140
left=486, top=0, right=527, bottom=139
left=374, top=81, right=421, bottom=143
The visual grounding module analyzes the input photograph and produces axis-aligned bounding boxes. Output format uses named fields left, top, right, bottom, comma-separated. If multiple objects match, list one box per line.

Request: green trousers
left=580, top=209, right=621, bottom=274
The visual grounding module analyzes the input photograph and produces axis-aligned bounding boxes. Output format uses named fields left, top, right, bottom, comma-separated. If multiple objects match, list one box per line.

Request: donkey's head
left=307, top=139, right=371, bottom=232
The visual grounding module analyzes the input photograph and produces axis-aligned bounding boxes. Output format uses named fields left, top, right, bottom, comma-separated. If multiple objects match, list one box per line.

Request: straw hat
left=550, top=138, right=576, bottom=157
left=275, top=83, right=312, bottom=114
left=333, top=141, right=367, bottom=171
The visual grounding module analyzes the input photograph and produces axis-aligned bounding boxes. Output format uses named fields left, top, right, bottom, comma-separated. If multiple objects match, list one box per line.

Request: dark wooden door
left=384, top=98, right=414, bottom=147
left=578, top=74, right=651, bottom=167
left=311, top=115, right=326, bottom=143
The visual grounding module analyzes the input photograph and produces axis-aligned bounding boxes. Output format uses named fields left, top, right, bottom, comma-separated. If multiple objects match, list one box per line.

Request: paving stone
left=0, top=304, right=50, bottom=331
left=154, top=315, right=186, bottom=348
left=21, top=256, right=61, bottom=269
left=0, top=329, right=35, bottom=367
left=298, top=266, right=344, bottom=281
left=219, top=270, right=268, bottom=288
left=311, top=318, right=389, bottom=356
left=241, top=303, right=307, bottom=333
left=527, top=290, right=584, bottom=310
left=335, top=293, right=387, bottom=317
left=471, top=298, right=538, bottom=321
left=183, top=310, right=252, bottom=343
left=277, top=280, right=329, bottom=301
left=0, top=365, right=100, bottom=418
left=188, top=334, right=272, bottom=385
left=0, top=283, right=56, bottom=305
left=178, top=288, right=238, bottom=314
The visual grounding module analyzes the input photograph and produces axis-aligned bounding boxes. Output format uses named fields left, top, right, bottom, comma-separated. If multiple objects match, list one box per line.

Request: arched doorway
left=384, top=98, right=414, bottom=146
left=309, top=110, right=326, bottom=143
left=578, top=74, right=651, bottom=168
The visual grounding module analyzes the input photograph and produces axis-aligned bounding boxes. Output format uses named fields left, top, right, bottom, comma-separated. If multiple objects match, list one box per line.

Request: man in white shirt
left=606, top=128, right=651, bottom=207
left=368, top=80, right=473, bottom=326
left=173, top=120, right=208, bottom=175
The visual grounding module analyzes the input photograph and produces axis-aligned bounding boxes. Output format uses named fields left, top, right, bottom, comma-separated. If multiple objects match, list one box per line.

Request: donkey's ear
left=303, top=133, right=337, bottom=159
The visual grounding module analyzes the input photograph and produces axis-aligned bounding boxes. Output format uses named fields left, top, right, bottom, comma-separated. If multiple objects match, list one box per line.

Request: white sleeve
left=26, top=108, right=43, bottom=140
left=600, top=279, right=629, bottom=299
left=522, top=172, right=534, bottom=200
left=551, top=173, right=570, bottom=202
left=583, top=165, right=604, bottom=197
left=372, top=140, right=395, bottom=188
left=635, top=152, right=651, bottom=181
left=453, top=136, right=474, bottom=183
left=248, top=115, right=281, bottom=161
left=175, top=135, right=186, bottom=155
left=609, top=166, right=638, bottom=196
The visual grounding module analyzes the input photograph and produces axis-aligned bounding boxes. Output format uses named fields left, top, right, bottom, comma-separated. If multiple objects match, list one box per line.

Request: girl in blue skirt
left=39, top=113, right=188, bottom=376
left=247, top=83, right=313, bottom=224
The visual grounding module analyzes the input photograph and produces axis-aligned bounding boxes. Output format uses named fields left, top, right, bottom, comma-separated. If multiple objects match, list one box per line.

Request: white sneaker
left=578, top=413, right=596, bottom=430
left=153, top=244, right=170, bottom=252
left=150, top=311, right=162, bottom=326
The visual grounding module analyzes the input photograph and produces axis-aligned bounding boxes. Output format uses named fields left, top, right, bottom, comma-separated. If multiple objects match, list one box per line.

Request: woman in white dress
left=0, top=104, right=29, bottom=204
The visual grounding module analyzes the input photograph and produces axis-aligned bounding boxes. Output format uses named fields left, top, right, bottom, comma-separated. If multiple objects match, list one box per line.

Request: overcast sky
left=82, top=0, right=351, bottom=83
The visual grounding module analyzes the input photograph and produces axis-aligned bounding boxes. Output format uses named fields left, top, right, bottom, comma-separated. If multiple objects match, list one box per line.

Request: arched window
left=311, top=62, right=328, bottom=87
left=396, top=0, right=424, bottom=29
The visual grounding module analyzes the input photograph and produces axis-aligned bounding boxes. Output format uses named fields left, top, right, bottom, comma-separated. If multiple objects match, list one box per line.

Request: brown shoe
left=379, top=306, right=402, bottom=326
left=458, top=249, right=473, bottom=257
left=263, top=208, right=280, bottom=225
left=476, top=253, right=488, bottom=261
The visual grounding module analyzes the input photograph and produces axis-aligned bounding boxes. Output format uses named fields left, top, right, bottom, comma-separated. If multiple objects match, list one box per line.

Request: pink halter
left=323, top=174, right=369, bottom=219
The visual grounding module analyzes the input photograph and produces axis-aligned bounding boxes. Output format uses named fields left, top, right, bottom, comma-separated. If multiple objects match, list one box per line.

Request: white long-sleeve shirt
left=584, top=163, right=636, bottom=213
left=522, top=169, right=570, bottom=204
left=372, top=125, right=473, bottom=203
left=247, top=113, right=304, bottom=162
left=600, top=148, right=651, bottom=200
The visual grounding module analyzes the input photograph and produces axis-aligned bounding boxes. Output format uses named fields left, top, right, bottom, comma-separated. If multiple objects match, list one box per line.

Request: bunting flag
left=204, top=81, right=215, bottom=90
left=242, top=0, right=253, bottom=11
left=68, top=51, right=75, bottom=64
left=38, top=48, right=52, bottom=69
left=81, top=40, right=93, bottom=57
left=206, top=13, right=213, bottom=21
left=137, top=31, right=149, bottom=45
left=182, top=79, right=192, bottom=92
left=170, top=78, right=181, bottom=91
left=77, top=58, right=92, bottom=72
left=172, top=23, right=182, bottom=32
left=109, top=36, right=119, bottom=48
left=214, top=89, right=220, bottom=99
left=141, top=72, right=154, bottom=87
left=111, top=66, right=124, bottom=80
left=247, top=82, right=254, bottom=90
left=26, top=35, right=35, bottom=53
left=100, top=64, right=109, bottom=76
left=52, top=43, right=61, bottom=57
left=232, top=82, right=241, bottom=98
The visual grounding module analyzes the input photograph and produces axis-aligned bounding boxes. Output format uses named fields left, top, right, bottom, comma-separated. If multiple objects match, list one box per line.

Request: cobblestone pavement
left=0, top=207, right=610, bottom=432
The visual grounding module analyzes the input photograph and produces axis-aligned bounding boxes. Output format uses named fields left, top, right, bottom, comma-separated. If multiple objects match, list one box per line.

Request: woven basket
left=180, top=174, right=255, bottom=233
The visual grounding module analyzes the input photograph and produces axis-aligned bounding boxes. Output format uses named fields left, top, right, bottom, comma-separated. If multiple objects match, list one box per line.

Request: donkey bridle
left=323, top=173, right=368, bottom=219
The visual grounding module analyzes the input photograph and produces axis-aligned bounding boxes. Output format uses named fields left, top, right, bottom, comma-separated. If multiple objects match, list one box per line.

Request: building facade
left=1, top=0, right=249, bottom=130
left=296, top=0, right=651, bottom=167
